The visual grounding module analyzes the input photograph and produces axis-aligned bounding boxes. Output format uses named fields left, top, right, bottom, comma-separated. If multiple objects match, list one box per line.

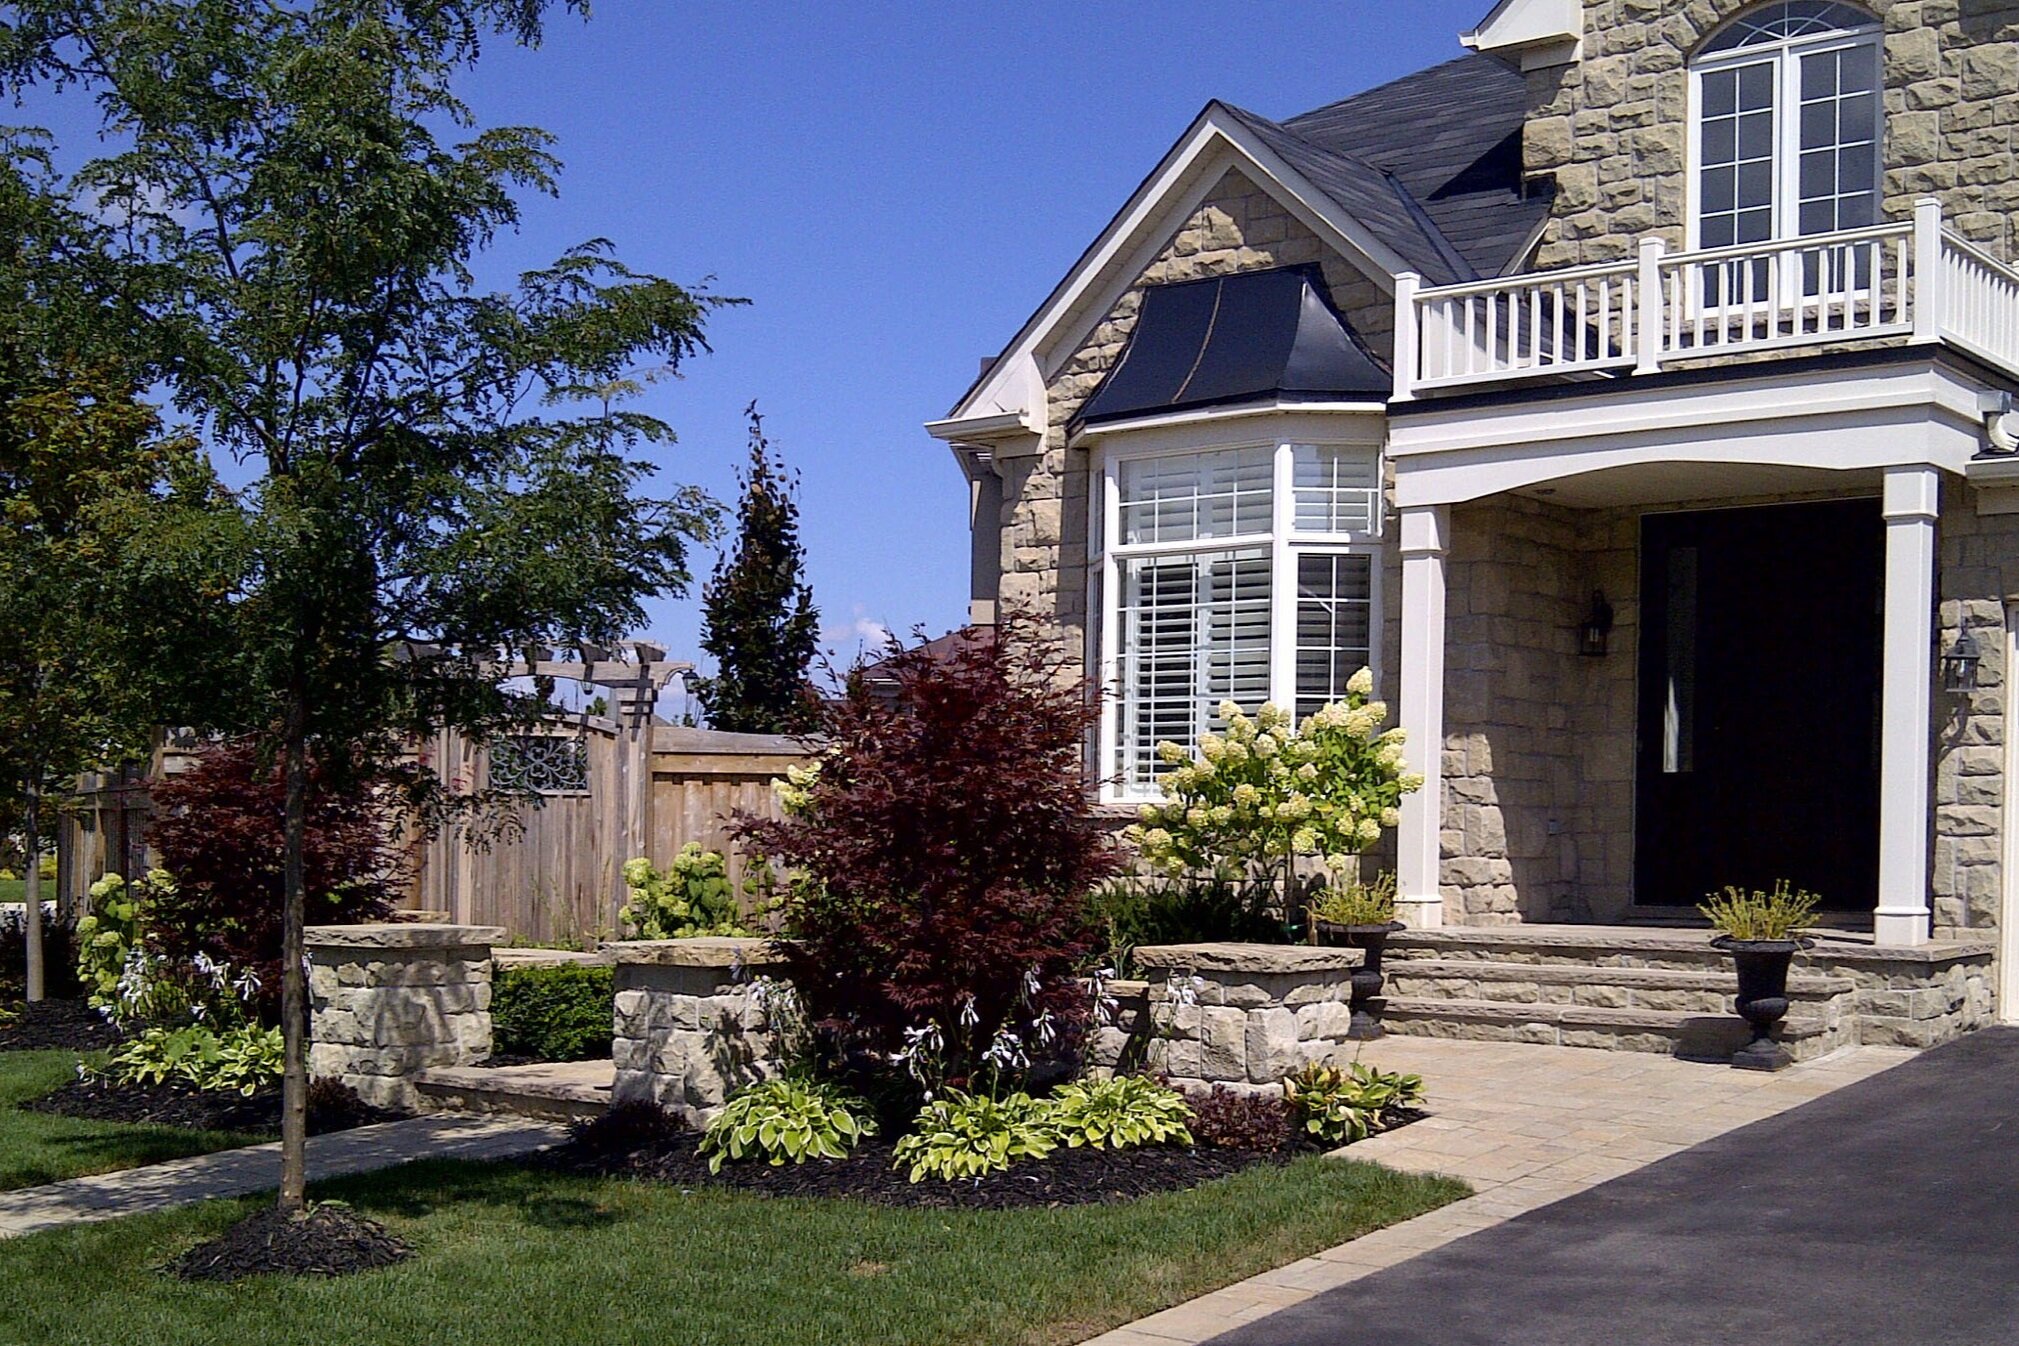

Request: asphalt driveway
left=1208, top=1027, right=2019, bottom=1346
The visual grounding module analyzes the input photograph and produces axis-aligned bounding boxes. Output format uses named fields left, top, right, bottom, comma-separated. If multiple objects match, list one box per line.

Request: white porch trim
left=1396, top=504, right=1450, bottom=930
left=1876, top=466, right=1940, bottom=946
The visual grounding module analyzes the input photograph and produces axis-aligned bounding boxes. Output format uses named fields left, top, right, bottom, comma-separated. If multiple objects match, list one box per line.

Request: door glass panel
left=1663, top=546, right=1698, bottom=775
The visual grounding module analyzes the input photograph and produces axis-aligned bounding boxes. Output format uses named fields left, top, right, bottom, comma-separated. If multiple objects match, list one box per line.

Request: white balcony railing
left=1392, top=198, right=2019, bottom=400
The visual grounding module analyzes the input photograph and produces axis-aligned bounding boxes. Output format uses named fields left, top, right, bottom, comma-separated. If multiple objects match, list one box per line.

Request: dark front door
left=1634, top=500, right=1882, bottom=912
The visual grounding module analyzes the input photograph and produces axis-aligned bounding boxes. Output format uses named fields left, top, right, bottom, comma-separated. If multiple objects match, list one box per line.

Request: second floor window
left=1691, top=2, right=1882, bottom=253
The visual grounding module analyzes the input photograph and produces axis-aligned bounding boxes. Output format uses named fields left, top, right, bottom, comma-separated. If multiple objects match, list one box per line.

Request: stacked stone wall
left=1526, top=1, right=2019, bottom=271
left=608, top=938, right=785, bottom=1127
left=1131, top=944, right=1364, bottom=1098
left=307, top=924, right=501, bottom=1112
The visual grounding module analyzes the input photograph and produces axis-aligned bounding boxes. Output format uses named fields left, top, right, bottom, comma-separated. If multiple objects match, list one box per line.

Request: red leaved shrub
left=739, top=617, right=1115, bottom=1087
left=145, top=740, right=402, bottom=1011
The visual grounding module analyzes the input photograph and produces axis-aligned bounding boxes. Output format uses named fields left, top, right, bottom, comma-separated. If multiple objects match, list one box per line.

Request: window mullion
left=1269, top=441, right=1296, bottom=713
left=1097, top=458, right=1121, bottom=798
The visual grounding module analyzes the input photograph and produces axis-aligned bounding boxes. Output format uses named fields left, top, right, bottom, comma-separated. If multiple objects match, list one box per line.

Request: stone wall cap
left=1133, top=942, right=1360, bottom=973
left=608, top=936, right=787, bottom=968
left=304, top=923, right=505, bottom=950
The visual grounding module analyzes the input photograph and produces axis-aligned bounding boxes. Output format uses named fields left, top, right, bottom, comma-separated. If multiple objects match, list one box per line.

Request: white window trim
left=1685, top=18, right=1885, bottom=256
left=1091, top=420, right=1386, bottom=804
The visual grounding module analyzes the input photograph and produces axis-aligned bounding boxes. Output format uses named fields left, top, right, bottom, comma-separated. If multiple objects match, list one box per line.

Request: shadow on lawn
left=334, top=1160, right=628, bottom=1233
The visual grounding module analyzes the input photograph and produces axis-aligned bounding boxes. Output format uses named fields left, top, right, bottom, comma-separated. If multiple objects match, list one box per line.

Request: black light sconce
left=1942, top=629, right=1983, bottom=692
left=1578, top=589, right=1615, bottom=658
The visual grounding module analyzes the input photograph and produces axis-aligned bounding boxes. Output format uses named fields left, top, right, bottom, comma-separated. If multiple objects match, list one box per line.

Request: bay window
left=1096, top=437, right=1382, bottom=799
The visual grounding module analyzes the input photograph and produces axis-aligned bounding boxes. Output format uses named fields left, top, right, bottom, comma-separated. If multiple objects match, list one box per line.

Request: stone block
left=1199, top=1007, right=1248, bottom=1081
left=1244, top=1007, right=1301, bottom=1084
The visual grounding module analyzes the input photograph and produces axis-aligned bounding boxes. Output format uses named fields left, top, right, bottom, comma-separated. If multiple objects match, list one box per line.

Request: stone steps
left=413, top=1060, right=613, bottom=1123
left=1379, top=996, right=1842, bottom=1061
left=1383, top=959, right=1855, bottom=1017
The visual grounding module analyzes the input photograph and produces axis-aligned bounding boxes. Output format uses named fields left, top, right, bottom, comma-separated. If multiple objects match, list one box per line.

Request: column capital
left=1882, top=464, right=1941, bottom=521
left=1399, top=503, right=1451, bottom=555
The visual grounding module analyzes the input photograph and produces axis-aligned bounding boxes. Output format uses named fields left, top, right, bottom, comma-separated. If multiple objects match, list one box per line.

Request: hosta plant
left=1282, top=1060, right=1426, bottom=1145
left=106, top=1021, right=285, bottom=1096
left=892, top=1089, right=1059, bottom=1182
left=1046, top=1075, right=1194, bottom=1150
left=698, top=1077, right=876, bottom=1173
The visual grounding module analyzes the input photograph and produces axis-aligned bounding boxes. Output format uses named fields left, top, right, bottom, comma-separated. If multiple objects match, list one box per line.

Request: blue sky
left=34, top=0, right=1493, bottom=668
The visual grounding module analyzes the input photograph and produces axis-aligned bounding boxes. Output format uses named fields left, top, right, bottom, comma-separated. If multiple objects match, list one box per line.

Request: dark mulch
left=0, top=999, right=124, bottom=1053
left=541, top=1127, right=1316, bottom=1211
left=22, top=1075, right=401, bottom=1136
left=166, top=1204, right=414, bottom=1283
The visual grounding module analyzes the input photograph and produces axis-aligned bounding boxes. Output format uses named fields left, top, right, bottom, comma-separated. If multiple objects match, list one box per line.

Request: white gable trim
left=1461, top=0, right=1582, bottom=69
left=931, top=108, right=1415, bottom=438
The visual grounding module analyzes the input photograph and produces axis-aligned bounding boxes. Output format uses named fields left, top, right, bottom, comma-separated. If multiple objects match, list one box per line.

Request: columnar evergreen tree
left=696, top=404, right=819, bottom=734
left=0, top=0, right=728, bottom=1216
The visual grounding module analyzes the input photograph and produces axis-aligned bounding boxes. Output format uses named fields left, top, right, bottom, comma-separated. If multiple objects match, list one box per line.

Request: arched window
left=1690, top=2, right=1882, bottom=251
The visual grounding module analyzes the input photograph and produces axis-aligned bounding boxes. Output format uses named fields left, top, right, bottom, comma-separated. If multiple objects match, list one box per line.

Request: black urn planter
left=1713, top=935, right=1812, bottom=1072
left=1329, top=920, right=1405, bottom=1040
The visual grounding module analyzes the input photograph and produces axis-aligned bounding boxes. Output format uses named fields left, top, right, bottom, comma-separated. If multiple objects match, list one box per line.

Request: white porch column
left=1876, top=466, right=1939, bottom=947
left=1396, top=504, right=1450, bottom=930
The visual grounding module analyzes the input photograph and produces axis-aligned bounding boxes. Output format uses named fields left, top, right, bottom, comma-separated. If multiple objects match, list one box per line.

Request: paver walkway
left=1086, top=1036, right=1916, bottom=1346
left=0, top=1114, right=567, bottom=1238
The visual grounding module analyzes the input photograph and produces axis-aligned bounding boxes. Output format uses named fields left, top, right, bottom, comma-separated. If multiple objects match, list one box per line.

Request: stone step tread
left=1385, top=960, right=1854, bottom=995
left=1381, top=997, right=1830, bottom=1039
left=414, top=1062, right=614, bottom=1105
left=1388, top=925, right=1994, bottom=967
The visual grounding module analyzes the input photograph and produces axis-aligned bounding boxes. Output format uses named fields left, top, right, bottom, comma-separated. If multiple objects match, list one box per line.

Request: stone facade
left=609, top=938, right=786, bottom=1126
left=306, top=923, right=501, bottom=1112
left=1131, top=943, right=1365, bottom=1098
left=1525, top=0, right=2019, bottom=270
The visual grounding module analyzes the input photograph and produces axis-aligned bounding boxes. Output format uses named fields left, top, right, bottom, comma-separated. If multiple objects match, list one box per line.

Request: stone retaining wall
left=609, top=937, right=787, bottom=1126
left=307, top=923, right=502, bottom=1111
left=1131, top=943, right=1366, bottom=1098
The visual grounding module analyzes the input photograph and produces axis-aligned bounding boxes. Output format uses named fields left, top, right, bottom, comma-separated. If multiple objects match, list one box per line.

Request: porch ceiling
left=1514, top=460, right=1883, bottom=509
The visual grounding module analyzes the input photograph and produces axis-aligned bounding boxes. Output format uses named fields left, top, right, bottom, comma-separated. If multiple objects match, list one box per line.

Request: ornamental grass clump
left=1699, top=880, right=1821, bottom=941
left=1308, top=870, right=1398, bottom=930
left=1124, top=668, right=1422, bottom=893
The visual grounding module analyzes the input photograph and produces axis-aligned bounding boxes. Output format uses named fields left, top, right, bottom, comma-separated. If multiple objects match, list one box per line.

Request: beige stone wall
left=1526, top=0, right=2019, bottom=270
left=1933, top=478, right=2016, bottom=938
left=995, top=167, right=1397, bottom=688
left=1440, top=497, right=1637, bottom=924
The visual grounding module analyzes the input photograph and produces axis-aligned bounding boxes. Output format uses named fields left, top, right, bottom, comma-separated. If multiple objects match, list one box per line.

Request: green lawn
left=0, top=1154, right=1466, bottom=1346
left=0, top=1051, right=267, bottom=1193
left=0, top=878, right=25, bottom=903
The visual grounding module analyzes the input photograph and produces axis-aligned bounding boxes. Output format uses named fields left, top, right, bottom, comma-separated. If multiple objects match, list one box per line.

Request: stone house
left=928, top=1, right=2019, bottom=1051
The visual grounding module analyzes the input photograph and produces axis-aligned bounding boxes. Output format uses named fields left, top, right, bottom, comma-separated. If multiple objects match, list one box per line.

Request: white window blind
left=1293, top=444, right=1382, bottom=536
left=1117, top=549, right=1270, bottom=786
left=1120, top=446, right=1272, bottom=545
left=1294, top=553, right=1375, bottom=724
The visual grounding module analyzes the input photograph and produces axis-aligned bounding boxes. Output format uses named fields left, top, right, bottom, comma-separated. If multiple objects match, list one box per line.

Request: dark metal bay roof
left=1076, top=267, right=1389, bottom=426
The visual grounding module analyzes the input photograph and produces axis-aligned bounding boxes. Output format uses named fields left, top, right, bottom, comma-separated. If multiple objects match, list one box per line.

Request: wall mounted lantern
left=1942, top=629, right=1983, bottom=692
left=1578, top=590, right=1614, bottom=658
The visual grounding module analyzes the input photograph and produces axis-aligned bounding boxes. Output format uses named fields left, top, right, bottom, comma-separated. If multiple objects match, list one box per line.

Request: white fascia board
left=1460, top=0, right=1582, bottom=66
left=1390, top=361, right=1988, bottom=507
left=938, top=109, right=1412, bottom=431
left=923, top=409, right=1032, bottom=444
left=1071, top=400, right=1387, bottom=447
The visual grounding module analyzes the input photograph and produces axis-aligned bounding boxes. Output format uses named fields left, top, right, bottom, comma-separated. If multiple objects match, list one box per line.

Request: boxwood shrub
left=492, top=962, right=614, bottom=1062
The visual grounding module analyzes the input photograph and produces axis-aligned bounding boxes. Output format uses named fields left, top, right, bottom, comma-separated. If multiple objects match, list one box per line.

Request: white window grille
left=1099, top=440, right=1383, bottom=798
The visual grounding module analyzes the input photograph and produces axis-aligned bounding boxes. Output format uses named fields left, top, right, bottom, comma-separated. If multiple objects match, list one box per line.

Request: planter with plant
left=1700, top=880, right=1820, bottom=1072
left=1307, top=871, right=1404, bottom=1039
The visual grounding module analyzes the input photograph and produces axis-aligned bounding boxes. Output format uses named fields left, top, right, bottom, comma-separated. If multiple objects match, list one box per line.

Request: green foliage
left=619, top=846, right=757, bottom=938
left=1308, top=870, right=1398, bottom=929
left=1086, top=870, right=1290, bottom=971
left=1700, top=880, right=1821, bottom=941
left=1045, top=1075, right=1194, bottom=1151
left=698, top=1077, right=876, bottom=1173
left=892, top=1089, right=1059, bottom=1183
left=1281, top=1061, right=1426, bottom=1146
left=695, top=405, right=820, bottom=735
left=105, top=1022, right=285, bottom=1097
left=1125, top=674, right=1423, bottom=883
left=73, top=871, right=175, bottom=1017
left=492, top=963, right=614, bottom=1062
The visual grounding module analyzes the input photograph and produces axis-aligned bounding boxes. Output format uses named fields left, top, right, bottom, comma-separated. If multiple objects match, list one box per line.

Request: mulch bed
left=22, top=1075, right=402, bottom=1136
left=166, top=1204, right=414, bottom=1283
left=541, top=1129, right=1316, bottom=1211
left=0, top=999, right=124, bottom=1053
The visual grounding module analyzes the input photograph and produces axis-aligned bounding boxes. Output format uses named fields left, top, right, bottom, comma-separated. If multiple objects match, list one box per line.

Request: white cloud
left=822, top=604, right=892, bottom=653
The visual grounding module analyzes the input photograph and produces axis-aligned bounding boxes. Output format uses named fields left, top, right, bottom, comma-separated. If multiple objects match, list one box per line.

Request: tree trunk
left=278, top=711, right=310, bottom=1215
left=23, top=780, right=42, bottom=1003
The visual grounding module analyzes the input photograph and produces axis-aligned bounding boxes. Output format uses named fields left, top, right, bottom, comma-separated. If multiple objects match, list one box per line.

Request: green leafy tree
left=0, top=0, right=730, bottom=1212
left=0, top=141, right=185, bottom=1001
left=695, top=404, right=819, bottom=733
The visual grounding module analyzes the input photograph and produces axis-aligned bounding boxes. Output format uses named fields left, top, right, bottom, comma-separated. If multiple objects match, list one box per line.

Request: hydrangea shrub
left=1124, top=668, right=1423, bottom=884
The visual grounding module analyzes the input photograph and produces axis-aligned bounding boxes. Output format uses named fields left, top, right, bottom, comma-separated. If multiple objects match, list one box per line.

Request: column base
left=1873, top=907, right=1931, bottom=947
left=1396, top=896, right=1444, bottom=930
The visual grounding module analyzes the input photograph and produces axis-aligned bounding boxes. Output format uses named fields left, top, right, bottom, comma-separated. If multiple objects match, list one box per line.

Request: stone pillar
left=610, top=937, right=786, bottom=1126
left=1133, top=943, right=1363, bottom=1098
left=1397, top=504, right=1451, bottom=929
left=1877, top=466, right=1938, bottom=947
left=307, top=924, right=503, bottom=1111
